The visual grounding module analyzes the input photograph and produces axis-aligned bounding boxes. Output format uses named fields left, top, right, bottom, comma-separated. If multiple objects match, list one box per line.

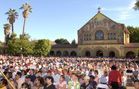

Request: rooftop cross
left=98, top=7, right=101, bottom=13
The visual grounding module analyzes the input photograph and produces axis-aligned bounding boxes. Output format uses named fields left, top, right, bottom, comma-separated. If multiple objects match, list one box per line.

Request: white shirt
left=100, top=76, right=108, bottom=84
left=42, top=73, right=47, bottom=78
left=52, top=73, right=60, bottom=85
left=21, top=75, right=26, bottom=82
left=122, top=76, right=127, bottom=86
left=12, top=72, right=16, bottom=79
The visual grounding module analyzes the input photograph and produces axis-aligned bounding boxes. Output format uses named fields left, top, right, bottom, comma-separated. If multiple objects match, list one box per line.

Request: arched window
left=114, top=33, right=116, bottom=39
left=95, top=30, right=104, bottom=40
left=108, top=33, right=110, bottom=40
left=111, top=33, right=113, bottom=39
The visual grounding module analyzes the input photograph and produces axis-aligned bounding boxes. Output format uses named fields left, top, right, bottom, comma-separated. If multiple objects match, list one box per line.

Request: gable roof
left=78, top=11, right=130, bottom=34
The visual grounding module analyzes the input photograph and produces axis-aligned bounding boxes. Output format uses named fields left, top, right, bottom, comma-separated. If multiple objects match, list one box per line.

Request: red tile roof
left=120, top=24, right=130, bottom=34
left=124, top=43, right=139, bottom=48
left=52, top=44, right=78, bottom=48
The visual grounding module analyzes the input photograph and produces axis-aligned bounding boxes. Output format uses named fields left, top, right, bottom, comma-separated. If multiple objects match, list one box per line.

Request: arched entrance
left=85, top=51, right=90, bottom=57
left=56, top=51, right=61, bottom=56
left=63, top=51, right=69, bottom=56
left=96, top=50, right=103, bottom=57
left=70, top=51, right=77, bottom=57
left=109, top=51, right=115, bottom=57
left=50, top=51, right=55, bottom=56
left=126, top=51, right=136, bottom=58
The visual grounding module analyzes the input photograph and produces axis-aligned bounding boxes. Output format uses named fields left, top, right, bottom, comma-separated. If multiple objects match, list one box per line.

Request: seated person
left=100, top=71, right=108, bottom=84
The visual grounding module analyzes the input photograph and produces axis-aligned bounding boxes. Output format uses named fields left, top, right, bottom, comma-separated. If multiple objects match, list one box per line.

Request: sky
left=0, top=0, right=139, bottom=43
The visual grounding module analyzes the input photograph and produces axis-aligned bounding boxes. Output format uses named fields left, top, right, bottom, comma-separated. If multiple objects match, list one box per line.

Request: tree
left=55, top=38, right=70, bottom=44
left=5, top=8, right=19, bottom=32
left=7, top=37, right=35, bottom=55
left=3, top=24, right=11, bottom=43
left=0, top=41, right=2, bottom=45
left=34, top=39, right=51, bottom=57
left=71, top=39, right=76, bottom=44
left=127, top=26, right=139, bottom=43
left=20, top=2, right=33, bottom=35
left=134, top=0, right=139, bottom=10
left=20, top=33, right=31, bottom=40
left=7, top=38, right=22, bottom=55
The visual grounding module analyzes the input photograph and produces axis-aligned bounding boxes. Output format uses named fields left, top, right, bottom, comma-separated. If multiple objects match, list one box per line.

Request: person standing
left=108, top=65, right=122, bottom=89
left=15, top=72, right=24, bottom=89
left=52, top=69, right=60, bottom=86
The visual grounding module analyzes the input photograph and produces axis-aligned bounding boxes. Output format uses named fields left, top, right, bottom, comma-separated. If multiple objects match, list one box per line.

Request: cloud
left=101, top=0, right=136, bottom=21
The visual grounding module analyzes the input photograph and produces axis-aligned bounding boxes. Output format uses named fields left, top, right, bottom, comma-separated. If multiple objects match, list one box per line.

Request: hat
left=25, top=75, right=31, bottom=79
left=47, top=70, right=51, bottom=74
left=84, top=76, right=90, bottom=80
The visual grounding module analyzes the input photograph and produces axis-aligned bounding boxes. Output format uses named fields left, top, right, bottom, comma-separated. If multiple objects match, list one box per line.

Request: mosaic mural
left=78, top=17, right=121, bottom=35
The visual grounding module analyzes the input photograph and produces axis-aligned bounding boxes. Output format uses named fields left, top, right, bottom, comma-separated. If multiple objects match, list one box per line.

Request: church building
left=49, top=8, right=139, bottom=58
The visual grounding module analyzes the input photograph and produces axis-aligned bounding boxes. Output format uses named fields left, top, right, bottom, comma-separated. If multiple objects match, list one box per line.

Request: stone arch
left=63, top=51, right=69, bottom=56
left=93, top=47, right=106, bottom=57
left=81, top=47, right=92, bottom=57
left=50, top=51, right=55, bottom=56
left=56, top=51, right=62, bottom=56
left=109, top=51, right=115, bottom=57
left=106, top=47, right=119, bottom=57
left=126, top=51, right=136, bottom=58
left=70, top=51, right=77, bottom=57
left=85, top=51, right=91, bottom=57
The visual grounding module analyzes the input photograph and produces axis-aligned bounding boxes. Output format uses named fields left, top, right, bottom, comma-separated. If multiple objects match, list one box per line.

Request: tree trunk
left=12, top=23, right=14, bottom=32
left=23, top=18, right=26, bottom=35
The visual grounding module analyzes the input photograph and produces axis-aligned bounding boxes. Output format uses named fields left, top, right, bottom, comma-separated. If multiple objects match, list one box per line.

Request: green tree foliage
left=34, top=39, right=51, bottom=56
left=7, top=38, right=21, bottom=55
left=0, top=41, right=2, bottom=45
left=7, top=32, right=35, bottom=55
left=5, top=8, right=19, bottom=32
left=71, top=39, right=76, bottom=44
left=134, top=0, right=139, bottom=10
left=127, top=26, right=139, bottom=43
left=55, top=38, right=70, bottom=44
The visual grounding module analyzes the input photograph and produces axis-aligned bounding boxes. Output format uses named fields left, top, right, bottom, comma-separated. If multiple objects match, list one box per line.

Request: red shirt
left=108, top=70, right=122, bottom=86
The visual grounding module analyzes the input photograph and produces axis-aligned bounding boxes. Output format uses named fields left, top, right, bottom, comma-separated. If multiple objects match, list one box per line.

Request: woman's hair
left=90, top=75, right=95, bottom=80
left=45, top=76, right=54, bottom=83
left=21, top=70, right=27, bottom=75
left=21, top=83, right=31, bottom=89
left=36, top=77, right=44, bottom=85
left=0, top=78, right=8, bottom=86
left=94, top=70, right=98, bottom=75
left=60, top=75, right=65, bottom=81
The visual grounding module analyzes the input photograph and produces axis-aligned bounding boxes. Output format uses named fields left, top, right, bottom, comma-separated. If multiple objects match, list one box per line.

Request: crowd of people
left=0, top=55, right=138, bottom=89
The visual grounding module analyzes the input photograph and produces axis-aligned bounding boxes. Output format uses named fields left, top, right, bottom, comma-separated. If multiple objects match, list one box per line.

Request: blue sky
left=0, top=0, right=139, bottom=43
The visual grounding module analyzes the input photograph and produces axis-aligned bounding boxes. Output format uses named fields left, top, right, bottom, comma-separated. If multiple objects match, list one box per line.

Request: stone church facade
left=49, top=10, right=139, bottom=58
